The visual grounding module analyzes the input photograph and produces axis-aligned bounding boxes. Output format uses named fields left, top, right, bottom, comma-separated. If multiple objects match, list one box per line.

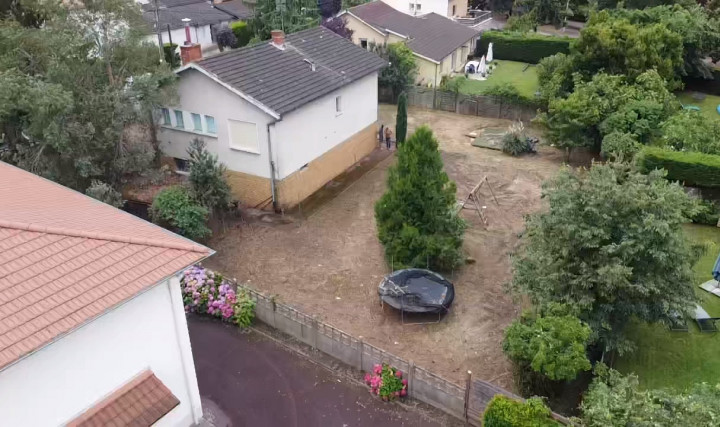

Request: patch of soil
left=205, top=105, right=571, bottom=391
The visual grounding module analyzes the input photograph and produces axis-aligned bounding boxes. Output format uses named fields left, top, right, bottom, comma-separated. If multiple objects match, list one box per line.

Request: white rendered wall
left=272, top=72, right=379, bottom=179
left=159, top=68, right=275, bottom=178
left=145, top=24, right=218, bottom=51
left=382, top=0, right=450, bottom=16
left=0, top=277, right=202, bottom=427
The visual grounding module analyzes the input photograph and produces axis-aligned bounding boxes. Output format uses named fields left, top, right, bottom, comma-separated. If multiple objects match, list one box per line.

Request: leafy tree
left=150, top=186, right=211, bottom=241
left=512, top=163, right=698, bottom=353
left=573, top=12, right=684, bottom=89
left=536, top=53, right=576, bottom=102
left=610, top=5, right=720, bottom=79
left=318, top=0, right=342, bottom=18
left=230, top=21, right=252, bottom=47
left=251, top=0, right=319, bottom=41
left=538, top=70, right=674, bottom=158
left=395, top=92, right=407, bottom=145
left=375, top=126, right=465, bottom=271
left=216, top=27, right=237, bottom=51
left=483, top=395, right=560, bottom=427
left=660, top=110, right=720, bottom=155
left=599, top=100, right=668, bottom=145
left=322, top=17, right=353, bottom=40
left=375, top=43, right=417, bottom=101
left=505, top=10, right=537, bottom=32
left=490, top=0, right=514, bottom=13
left=187, top=139, right=232, bottom=215
left=515, top=0, right=573, bottom=26
left=85, top=180, right=124, bottom=208
left=582, top=365, right=720, bottom=426
left=0, top=0, right=175, bottom=193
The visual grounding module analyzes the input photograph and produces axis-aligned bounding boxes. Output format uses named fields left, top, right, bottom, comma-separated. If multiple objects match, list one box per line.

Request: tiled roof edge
left=0, top=220, right=210, bottom=254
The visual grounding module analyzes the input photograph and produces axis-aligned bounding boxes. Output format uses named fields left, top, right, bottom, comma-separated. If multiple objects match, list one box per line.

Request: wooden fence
left=238, top=284, right=569, bottom=425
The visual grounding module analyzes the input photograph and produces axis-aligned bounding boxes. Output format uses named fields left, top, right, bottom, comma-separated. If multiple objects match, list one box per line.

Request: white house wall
left=159, top=68, right=275, bottom=178
left=382, top=0, right=450, bottom=16
left=145, top=24, right=217, bottom=51
left=272, top=72, right=379, bottom=180
left=0, top=277, right=202, bottom=427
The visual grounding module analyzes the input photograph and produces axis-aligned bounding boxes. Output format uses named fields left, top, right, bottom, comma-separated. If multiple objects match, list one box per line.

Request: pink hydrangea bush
left=181, top=265, right=255, bottom=327
left=364, top=363, right=408, bottom=401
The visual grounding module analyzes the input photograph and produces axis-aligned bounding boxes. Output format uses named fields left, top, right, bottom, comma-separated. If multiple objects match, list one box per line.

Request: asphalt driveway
left=188, top=316, right=442, bottom=427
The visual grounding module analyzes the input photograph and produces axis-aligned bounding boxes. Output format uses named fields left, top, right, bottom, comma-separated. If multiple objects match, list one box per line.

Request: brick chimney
left=180, top=18, right=202, bottom=65
left=270, top=30, right=285, bottom=49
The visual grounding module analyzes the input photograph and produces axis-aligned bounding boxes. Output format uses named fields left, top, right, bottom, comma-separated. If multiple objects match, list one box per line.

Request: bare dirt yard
left=206, top=105, right=571, bottom=391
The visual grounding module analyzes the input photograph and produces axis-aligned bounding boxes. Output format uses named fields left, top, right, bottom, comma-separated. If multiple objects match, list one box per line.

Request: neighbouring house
left=0, top=162, right=213, bottom=426
left=141, top=0, right=252, bottom=53
left=342, top=1, right=479, bottom=87
left=157, top=26, right=387, bottom=210
left=382, top=0, right=468, bottom=17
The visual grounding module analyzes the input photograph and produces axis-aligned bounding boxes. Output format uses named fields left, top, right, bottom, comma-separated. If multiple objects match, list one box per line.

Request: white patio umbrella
left=478, top=55, right=487, bottom=76
left=487, top=43, right=494, bottom=63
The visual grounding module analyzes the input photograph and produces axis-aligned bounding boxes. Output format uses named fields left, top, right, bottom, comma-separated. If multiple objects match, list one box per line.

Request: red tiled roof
left=68, top=370, right=180, bottom=427
left=0, top=162, right=212, bottom=370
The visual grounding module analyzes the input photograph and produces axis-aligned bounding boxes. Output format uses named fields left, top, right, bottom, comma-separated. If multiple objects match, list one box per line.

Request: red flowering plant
left=364, top=363, right=408, bottom=401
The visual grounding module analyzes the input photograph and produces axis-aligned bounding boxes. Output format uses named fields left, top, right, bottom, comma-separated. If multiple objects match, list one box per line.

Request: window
left=205, top=115, right=216, bottom=134
left=174, top=110, right=184, bottom=129
left=360, top=39, right=368, bottom=49
left=192, top=113, right=202, bottom=132
left=452, top=5, right=456, bottom=15
left=416, top=3, right=421, bottom=10
left=335, top=96, right=342, bottom=114
left=228, top=119, right=259, bottom=153
left=174, top=158, right=190, bottom=174
left=161, top=108, right=171, bottom=125
left=409, top=2, right=414, bottom=9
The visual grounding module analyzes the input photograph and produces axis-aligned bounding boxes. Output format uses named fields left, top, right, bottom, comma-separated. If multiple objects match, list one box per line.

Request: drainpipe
left=267, top=121, right=279, bottom=212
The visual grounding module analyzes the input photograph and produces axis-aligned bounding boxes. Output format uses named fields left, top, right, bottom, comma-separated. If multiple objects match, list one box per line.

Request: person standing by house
left=384, top=126, right=393, bottom=150
left=379, top=124, right=385, bottom=145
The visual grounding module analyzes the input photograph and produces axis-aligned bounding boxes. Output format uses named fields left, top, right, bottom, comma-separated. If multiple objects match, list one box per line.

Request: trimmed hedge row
left=476, top=31, right=572, bottom=64
left=636, top=147, right=720, bottom=188
left=483, top=395, right=561, bottom=427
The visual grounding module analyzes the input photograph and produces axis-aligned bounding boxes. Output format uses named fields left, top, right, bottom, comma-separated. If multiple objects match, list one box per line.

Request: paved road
left=189, top=317, right=441, bottom=427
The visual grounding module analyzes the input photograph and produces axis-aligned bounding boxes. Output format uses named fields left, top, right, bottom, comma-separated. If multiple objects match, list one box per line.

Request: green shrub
left=502, top=121, right=532, bottom=156
left=483, top=395, right=560, bottom=427
left=230, top=21, right=252, bottom=47
left=150, top=186, right=211, bottom=241
left=232, top=289, right=256, bottom=327
left=163, top=43, right=180, bottom=68
left=690, top=199, right=720, bottom=226
left=601, top=132, right=641, bottom=162
left=85, top=180, right=123, bottom=208
left=477, top=31, right=572, bottom=64
left=636, top=147, right=720, bottom=188
left=187, top=139, right=232, bottom=214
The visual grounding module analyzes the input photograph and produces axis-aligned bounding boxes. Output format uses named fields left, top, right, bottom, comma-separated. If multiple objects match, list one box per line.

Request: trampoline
left=378, top=269, right=455, bottom=324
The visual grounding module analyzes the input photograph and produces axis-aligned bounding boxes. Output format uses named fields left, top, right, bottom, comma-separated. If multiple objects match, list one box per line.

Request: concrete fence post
left=464, top=370, right=472, bottom=425
left=408, top=360, right=415, bottom=397
left=311, top=316, right=318, bottom=349
left=358, top=339, right=364, bottom=371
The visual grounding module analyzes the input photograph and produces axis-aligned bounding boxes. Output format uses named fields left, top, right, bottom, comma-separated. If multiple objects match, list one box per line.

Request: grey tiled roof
left=213, top=0, right=253, bottom=20
left=348, top=1, right=479, bottom=62
left=142, top=0, right=236, bottom=31
left=191, top=26, right=387, bottom=116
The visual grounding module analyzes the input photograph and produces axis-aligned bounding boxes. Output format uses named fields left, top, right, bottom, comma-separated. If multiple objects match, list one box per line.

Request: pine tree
left=396, top=92, right=408, bottom=145
left=374, top=126, right=465, bottom=271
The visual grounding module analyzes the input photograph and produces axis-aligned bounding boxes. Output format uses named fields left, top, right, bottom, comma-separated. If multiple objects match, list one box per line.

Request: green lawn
left=614, top=224, right=720, bottom=391
left=676, top=91, right=720, bottom=122
left=456, top=60, right=539, bottom=99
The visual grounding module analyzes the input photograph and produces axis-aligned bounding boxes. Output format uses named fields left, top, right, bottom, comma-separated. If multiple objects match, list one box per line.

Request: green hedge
left=476, top=31, right=572, bottom=64
left=163, top=43, right=180, bottom=68
left=636, top=147, right=720, bottom=188
left=483, top=395, right=561, bottom=427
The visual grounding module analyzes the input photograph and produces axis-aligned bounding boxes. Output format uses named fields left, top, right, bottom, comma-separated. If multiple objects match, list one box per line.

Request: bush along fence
left=182, top=265, right=570, bottom=425
left=636, top=147, right=720, bottom=188
left=476, top=31, right=572, bottom=64
left=398, top=86, right=538, bottom=122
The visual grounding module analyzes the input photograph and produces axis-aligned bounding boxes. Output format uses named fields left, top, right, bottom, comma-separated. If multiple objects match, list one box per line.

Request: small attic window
left=304, top=59, right=316, bottom=71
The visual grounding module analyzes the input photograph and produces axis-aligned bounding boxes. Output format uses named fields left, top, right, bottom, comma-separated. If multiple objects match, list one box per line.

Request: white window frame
left=174, top=110, right=185, bottom=129
left=205, top=115, right=216, bottom=134
left=227, top=119, right=260, bottom=154
left=161, top=108, right=171, bottom=125
left=191, top=113, right=203, bottom=132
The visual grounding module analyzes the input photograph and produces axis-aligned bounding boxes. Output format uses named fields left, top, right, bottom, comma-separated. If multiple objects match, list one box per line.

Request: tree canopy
left=375, top=43, right=417, bottom=100
left=511, top=163, right=698, bottom=353
left=375, top=125, right=465, bottom=271
left=0, top=0, right=175, bottom=193
left=503, top=314, right=592, bottom=381
left=251, top=0, right=319, bottom=41
left=582, top=365, right=720, bottom=426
